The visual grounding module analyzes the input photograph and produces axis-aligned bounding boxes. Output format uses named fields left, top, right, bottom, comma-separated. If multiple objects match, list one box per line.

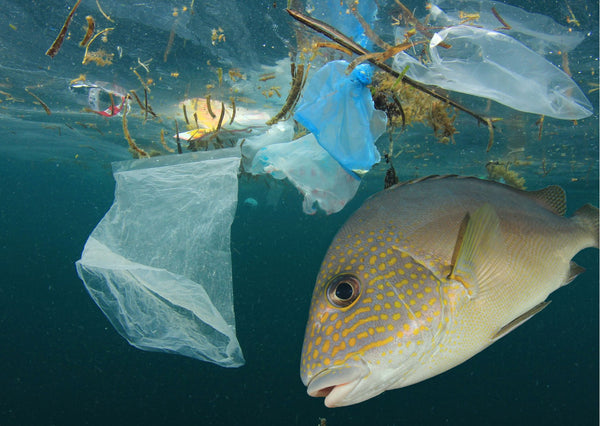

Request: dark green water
left=0, top=0, right=598, bottom=425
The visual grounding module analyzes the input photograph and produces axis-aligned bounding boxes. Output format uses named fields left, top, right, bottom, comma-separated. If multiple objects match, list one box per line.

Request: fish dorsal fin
left=492, top=301, right=551, bottom=341
left=449, top=203, right=504, bottom=299
left=526, top=185, right=567, bottom=216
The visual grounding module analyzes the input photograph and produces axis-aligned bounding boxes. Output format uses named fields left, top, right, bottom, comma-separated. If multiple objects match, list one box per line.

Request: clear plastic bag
left=251, top=134, right=360, bottom=215
left=430, top=0, right=585, bottom=54
left=294, top=61, right=387, bottom=174
left=75, top=149, right=244, bottom=367
left=393, top=25, right=592, bottom=119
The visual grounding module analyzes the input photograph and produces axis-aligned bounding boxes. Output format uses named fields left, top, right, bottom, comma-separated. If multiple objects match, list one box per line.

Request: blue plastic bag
left=295, top=61, right=387, bottom=174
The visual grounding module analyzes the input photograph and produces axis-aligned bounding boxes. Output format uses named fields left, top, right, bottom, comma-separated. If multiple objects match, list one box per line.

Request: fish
left=300, top=175, right=598, bottom=407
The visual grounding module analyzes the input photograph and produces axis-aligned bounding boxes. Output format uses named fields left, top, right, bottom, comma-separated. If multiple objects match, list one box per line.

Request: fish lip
left=306, top=363, right=369, bottom=408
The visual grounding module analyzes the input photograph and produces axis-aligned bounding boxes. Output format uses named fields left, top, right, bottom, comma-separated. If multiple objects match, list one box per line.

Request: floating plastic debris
left=69, top=80, right=128, bottom=117
left=294, top=61, right=388, bottom=174
left=430, top=0, right=585, bottom=54
left=76, top=149, right=244, bottom=367
left=393, top=25, right=593, bottom=119
left=251, top=133, right=361, bottom=215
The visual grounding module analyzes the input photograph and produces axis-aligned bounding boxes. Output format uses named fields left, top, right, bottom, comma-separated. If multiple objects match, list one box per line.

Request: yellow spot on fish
left=322, top=340, right=330, bottom=353
left=393, top=313, right=401, bottom=320
left=357, top=331, right=369, bottom=339
left=378, top=263, right=386, bottom=271
left=349, top=337, right=357, bottom=346
left=369, top=255, right=377, bottom=265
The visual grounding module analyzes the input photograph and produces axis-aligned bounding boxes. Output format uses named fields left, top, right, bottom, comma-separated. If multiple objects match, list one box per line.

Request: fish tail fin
left=573, top=204, right=599, bottom=249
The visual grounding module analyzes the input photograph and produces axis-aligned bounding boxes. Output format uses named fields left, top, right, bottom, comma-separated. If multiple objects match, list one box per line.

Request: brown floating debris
left=346, top=41, right=419, bottom=74
left=491, top=6, right=511, bottom=30
left=122, top=96, right=149, bottom=158
left=216, top=102, right=225, bottom=131
left=484, top=117, right=495, bottom=152
left=46, top=0, right=82, bottom=58
left=25, top=89, right=51, bottom=115
left=129, top=90, right=145, bottom=110
left=259, top=72, right=276, bottom=82
left=206, top=96, right=216, bottom=118
left=229, top=98, right=236, bottom=125
left=96, top=0, right=114, bottom=22
left=182, top=103, right=190, bottom=124
left=266, top=63, right=307, bottom=125
left=394, top=0, right=450, bottom=48
left=174, top=120, right=182, bottom=153
left=160, top=129, right=175, bottom=152
left=80, top=16, right=96, bottom=46
left=349, top=4, right=390, bottom=50
left=536, top=115, right=545, bottom=141
left=143, top=88, right=148, bottom=121
left=82, top=27, right=114, bottom=65
left=164, top=28, right=176, bottom=62
left=314, top=41, right=352, bottom=56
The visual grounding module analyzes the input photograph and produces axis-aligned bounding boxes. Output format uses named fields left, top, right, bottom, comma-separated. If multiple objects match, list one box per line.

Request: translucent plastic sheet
left=75, top=149, right=244, bottom=367
left=242, top=121, right=295, bottom=172
left=295, top=61, right=388, bottom=174
left=430, top=0, right=585, bottom=54
left=393, top=25, right=593, bottom=119
left=251, top=134, right=361, bottom=215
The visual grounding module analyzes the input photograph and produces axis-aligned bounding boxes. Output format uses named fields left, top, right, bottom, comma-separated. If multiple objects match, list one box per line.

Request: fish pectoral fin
left=563, top=261, right=585, bottom=286
left=449, top=203, right=503, bottom=299
left=491, top=301, right=551, bottom=341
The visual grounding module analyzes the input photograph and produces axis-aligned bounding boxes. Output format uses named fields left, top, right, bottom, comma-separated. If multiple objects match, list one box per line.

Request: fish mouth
left=306, top=363, right=369, bottom=407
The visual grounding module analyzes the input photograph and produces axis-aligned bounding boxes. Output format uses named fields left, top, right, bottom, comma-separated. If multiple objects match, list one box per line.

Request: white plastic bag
left=76, top=148, right=244, bottom=367
left=393, top=25, right=592, bottom=119
left=251, top=134, right=361, bottom=215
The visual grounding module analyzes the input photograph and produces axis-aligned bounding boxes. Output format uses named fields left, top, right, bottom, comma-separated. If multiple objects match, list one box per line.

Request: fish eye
left=326, top=274, right=361, bottom=308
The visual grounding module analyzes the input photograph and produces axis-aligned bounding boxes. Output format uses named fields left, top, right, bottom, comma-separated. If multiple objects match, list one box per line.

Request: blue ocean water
left=0, top=0, right=598, bottom=425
